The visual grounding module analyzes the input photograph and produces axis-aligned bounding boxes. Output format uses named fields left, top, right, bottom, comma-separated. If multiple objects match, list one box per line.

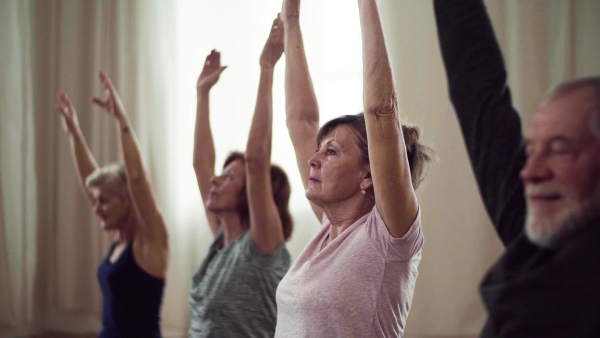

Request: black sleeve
left=433, top=0, right=526, bottom=246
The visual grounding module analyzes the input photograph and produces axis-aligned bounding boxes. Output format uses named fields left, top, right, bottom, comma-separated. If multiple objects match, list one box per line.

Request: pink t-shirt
left=275, top=206, right=423, bottom=338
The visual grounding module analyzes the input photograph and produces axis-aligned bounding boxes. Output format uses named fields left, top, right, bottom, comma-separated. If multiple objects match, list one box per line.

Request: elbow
left=244, top=148, right=269, bottom=168
left=127, top=171, right=147, bottom=190
left=193, top=154, right=214, bottom=174
left=285, top=111, right=319, bottom=132
left=364, top=89, right=398, bottom=119
left=192, top=157, right=203, bottom=173
left=364, top=99, right=398, bottom=121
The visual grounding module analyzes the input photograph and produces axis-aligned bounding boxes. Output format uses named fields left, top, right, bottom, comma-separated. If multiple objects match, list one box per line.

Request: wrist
left=282, top=10, right=300, bottom=22
left=197, top=89, right=210, bottom=99
left=118, top=115, right=130, bottom=127
left=197, top=87, right=211, bottom=97
left=260, top=65, right=275, bottom=73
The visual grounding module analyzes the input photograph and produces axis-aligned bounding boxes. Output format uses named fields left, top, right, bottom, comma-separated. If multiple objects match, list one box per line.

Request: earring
left=360, top=189, right=366, bottom=195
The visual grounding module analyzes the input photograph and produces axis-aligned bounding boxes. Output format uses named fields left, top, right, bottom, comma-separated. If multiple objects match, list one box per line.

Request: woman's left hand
left=92, top=71, right=127, bottom=122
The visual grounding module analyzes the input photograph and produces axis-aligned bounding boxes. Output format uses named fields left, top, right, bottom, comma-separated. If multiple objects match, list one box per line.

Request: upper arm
left=286, top=116, right=323, bottom=220
left=193, top=163, right=220, bottom=236
left=365, top=107, right=419, bottom=238
left=284, top=18, right=323, bottom=221
left=127, top=174, right=169, bottom=249
left=245, top=157, right=285, bottom=253
left=434, top=0, right=525, bottom=245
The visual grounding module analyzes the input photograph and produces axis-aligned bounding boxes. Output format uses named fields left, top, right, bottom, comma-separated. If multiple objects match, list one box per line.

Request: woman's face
left=90, top=184, right=131, bottom=230
left=206, top=159, right=246, bottom=214
left=306, top=125, right=369, bottom=206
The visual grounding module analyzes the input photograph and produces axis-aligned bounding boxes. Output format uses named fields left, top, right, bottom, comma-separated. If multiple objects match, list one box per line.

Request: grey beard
left=526, top=183, right=600, bottom=249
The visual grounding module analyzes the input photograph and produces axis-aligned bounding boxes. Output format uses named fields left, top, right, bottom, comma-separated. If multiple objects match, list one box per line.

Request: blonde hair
left=85, top=163, right=129, bottom=199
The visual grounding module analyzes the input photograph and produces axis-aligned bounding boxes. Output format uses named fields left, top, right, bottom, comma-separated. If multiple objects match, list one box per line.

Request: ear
left=360, top=165, right=373, bottom=191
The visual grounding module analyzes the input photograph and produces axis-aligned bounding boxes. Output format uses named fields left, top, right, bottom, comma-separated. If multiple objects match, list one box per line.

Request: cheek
left=323, top=161, right=363, bottom=188
left=555, top=164, right=600, bottom=201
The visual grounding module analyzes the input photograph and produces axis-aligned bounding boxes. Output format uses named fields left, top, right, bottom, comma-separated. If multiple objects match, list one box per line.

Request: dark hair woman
left=189, top=15, right=293, bottom=338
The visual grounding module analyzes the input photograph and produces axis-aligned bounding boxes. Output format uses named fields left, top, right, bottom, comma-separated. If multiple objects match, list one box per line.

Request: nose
left=520, top=151, right=552, bottom=185
left=308, top=152, right=320, bottom=169
left=210, top=175, right=220, bottom=185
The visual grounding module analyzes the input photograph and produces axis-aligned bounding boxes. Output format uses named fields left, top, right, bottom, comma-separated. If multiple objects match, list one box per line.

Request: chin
left=205, top=201, right=220, bottom=213
left=525, top=201, right=598, bottom=248
left=99, top=222, right=115, bottom=231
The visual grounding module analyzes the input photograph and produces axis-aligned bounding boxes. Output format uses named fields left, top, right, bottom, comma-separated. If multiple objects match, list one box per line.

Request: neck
left=111, top=213, right=137, bottom=244
left=217, top=211, right=249, bottom=248
left=321, top=194, right=374, bottom=240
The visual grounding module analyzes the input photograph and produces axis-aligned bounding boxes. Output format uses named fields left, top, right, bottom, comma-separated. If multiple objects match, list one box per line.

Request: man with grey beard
left=434, top=0, right=600, bottom=336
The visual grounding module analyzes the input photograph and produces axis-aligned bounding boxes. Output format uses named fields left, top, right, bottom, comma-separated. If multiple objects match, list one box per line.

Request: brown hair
left=542, top=76, right=600, bottom=140
left=224, top=152, right=294, bottom=240
left=316, top=113, right=432, bottom=190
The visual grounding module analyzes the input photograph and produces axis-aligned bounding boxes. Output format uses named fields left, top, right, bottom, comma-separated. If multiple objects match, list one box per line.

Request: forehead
left=90, top=184, right=112, bottom=198
left=223, top=158, right=245, bottom=175
left=527, top=89, right=597, bottom=143
left=320, top=125, right=359, bottom=148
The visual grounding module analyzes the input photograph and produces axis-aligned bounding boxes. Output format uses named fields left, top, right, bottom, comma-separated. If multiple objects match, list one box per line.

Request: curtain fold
left=0, top=0, right=37, bottom=332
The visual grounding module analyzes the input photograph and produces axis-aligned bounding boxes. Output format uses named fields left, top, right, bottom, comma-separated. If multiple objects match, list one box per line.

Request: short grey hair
left=85, top=163, right=129, bottom=199
left=541, top=76, right=600, bottom=140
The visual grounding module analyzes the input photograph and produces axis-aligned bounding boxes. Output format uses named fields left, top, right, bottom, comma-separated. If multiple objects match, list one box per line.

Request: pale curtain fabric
left=1, top=0, right=599, bottom=337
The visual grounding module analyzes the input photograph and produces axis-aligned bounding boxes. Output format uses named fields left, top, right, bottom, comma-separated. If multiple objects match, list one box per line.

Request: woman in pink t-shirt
left=275, top=0, right=431, bottom=337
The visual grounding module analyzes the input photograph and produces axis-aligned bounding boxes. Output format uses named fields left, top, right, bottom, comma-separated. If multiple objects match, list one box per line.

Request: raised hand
left=260, top=16, right=284, bottom=69
left=197, top=50, right=227, bottom=93
left=55, top=91, right=81, bottom=134
left=92, top=71, right=127, bottom=121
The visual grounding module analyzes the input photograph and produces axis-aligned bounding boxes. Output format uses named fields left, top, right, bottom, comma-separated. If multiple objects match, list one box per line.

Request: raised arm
left=193, top=50, right=227, bottom=235
left=281, top=0, right=323, bottom=220
left=245, top=16, right=286, bottom=253
left=357, top=0, right=418, bottom=238
left=55, top=91, right=99, bottom=205
left=92, top=71, right=169, bottom=250
left=433, top=0, right=525, bottom=245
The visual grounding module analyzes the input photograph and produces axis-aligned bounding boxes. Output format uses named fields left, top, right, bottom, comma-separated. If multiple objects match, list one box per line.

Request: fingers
left=92, top=96, right=110, bottom=109
left=98, top=70, right=118, bottom=100
left=204, top=49, right=221, bottom=68
left=55, top=91, right=73, bottom=115
left=270, top=16, right=284, bottom=40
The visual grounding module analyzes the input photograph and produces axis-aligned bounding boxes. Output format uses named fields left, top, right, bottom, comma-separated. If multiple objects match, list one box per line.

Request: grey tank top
left=189, top=229, right=291, bottom=338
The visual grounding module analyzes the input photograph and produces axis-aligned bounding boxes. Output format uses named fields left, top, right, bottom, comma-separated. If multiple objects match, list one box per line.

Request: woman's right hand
left=197, top=50, right=227, bottom=94
left=55, top=91, right=80, bottom=134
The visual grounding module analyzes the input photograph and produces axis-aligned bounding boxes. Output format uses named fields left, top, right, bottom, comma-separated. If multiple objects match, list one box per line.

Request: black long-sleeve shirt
left=434, top=0, right=600, bottom=336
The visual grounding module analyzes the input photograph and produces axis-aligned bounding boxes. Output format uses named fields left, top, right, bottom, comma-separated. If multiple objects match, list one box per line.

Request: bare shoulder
left=132, top=236, right=169, bottom=279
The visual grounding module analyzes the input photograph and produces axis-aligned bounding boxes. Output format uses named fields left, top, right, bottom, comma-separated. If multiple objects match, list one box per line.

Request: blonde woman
left=55, top=72, right=168, bottom=337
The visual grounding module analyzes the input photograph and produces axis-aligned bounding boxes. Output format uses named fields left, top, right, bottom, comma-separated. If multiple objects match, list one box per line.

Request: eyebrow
left=524, top=135, right=574, bottom=147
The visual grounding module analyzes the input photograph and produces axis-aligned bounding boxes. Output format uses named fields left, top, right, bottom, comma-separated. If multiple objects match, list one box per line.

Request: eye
left=549, top=140, right=573, bottom=155
left=326, top=147, right=337, bottom=155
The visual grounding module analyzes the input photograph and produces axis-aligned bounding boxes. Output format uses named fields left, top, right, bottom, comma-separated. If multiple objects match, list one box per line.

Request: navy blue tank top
left=97, top=242, right=165, bottom=338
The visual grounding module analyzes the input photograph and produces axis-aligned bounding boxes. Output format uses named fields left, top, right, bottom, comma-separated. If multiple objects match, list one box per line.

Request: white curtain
left=1, top=0, right=599, bottom=337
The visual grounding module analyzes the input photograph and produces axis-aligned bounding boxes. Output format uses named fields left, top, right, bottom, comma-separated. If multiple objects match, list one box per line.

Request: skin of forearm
left=359, top=0, right=396, bottom=114
left=116, top=114, right=146, bottom=183
left=193, top=91, right=216, bottom=171
left=284, top=20, right=319, bottom=124
left=68, top=128, right=98, bottom=197
left=246, top=68, right=274, bottom=162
